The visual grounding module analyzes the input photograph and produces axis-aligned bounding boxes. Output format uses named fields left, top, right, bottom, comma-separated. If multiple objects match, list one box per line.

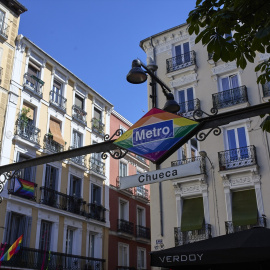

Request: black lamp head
left=163, top=93, right=180, bottom=113
left=126, top=59, right=147, bottom=84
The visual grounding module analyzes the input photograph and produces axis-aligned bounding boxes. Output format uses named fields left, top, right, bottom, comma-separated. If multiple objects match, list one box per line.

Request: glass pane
left=227, top=129, right=237, bottom=161
left=237, top=127, right=248, bottom=159
left=187, top=88, right=194, bottom=111
left=183, top=42, right=190, bottom=62
left=230, top=75, right=239, bottom=89
left=179, top=90, right=185, bottom=113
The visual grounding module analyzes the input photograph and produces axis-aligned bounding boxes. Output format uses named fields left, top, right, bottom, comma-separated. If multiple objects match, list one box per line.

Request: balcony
left=15, top=117, right=40, bottom=145
left=262, top=82, right=270, bottom=98
left=136, top=225, right=150, bottom=239
left=89, top=157, right=105, bottom=176
left=40, top=186, right=86, bottom=216
left=218, top=145, right=257, bottom=171
left=134, top=186, right=149, bottom=201
left=212, top=86, right=248, bottom=109
left=118, top=219, right=134, bottom=235
left=43, top=133, right=64, bottom=153
left=69, top=146, right=87, bottom=168
left=72, top=105, right=87, bottom=125
left=174, top=224, right=212, bottom=246
left=23, top=73, right=44, bottom=98
left=87, top=203, right=106, bottom=222
left=177, top=98, right=201, bottom=118
left=166, top=51, right=196, bottom=73
left=49, top=90, right=67, bottom=112
left=0, top=21, right=9, bottom=40
left=171, top=156, right=206, bottom=174
left=225, top=216, right=267, bottom=234
left=91, top=117, right=105, bottom=135
left=0, top=246, right=105, bottom=270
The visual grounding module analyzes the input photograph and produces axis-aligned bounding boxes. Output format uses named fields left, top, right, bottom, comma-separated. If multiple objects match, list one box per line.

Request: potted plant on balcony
left=19, top=107, right=30, bottom=134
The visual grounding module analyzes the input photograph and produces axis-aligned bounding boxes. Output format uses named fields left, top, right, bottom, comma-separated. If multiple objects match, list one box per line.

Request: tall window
left=75, top=94, right=84, bottom=110
left=52, top=80, right=63, bottom=106
left=16, top=153, right=36, bottom=182
left=73, top=130, right=82, bottom=148
left=178, top=87, right=194, bottom=113
left=137, top=248, right=146, bottom=270
left=137, top=207, right=144, bottom=226
left=91, top=184, right=101, bottom=205
left=69, top=175, right=81, bottom=197
left=65, top=228, right=74, bottom=255
left=39, top=220, right=52, bottom=251
left=175, top=42, right=190, bottom=64
left=0, top=9, right=5, bottom=33
left=119, top=199, right=128, bottom=221
left=45, top=164, right=58, bottom=190
left=88, top=233, right=95, bottom=258
left=220, top=74, right=239, bottom=92
left=94, top=107, right=102, bottom=122
left=118, top=243, right=129, bottom=268
left=120, top=162, right=127, bottom=177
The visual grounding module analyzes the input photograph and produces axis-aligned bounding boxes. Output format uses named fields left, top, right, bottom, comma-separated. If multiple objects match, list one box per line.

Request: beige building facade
left=0, top=35, right=113, bottom=269
left=140, top=23, right=270, bottom=268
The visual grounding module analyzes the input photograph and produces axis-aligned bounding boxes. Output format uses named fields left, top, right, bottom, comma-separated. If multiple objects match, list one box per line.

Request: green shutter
left=181, top=197, right=204, bottom=232
left=232, top=189, right=258, bottom=226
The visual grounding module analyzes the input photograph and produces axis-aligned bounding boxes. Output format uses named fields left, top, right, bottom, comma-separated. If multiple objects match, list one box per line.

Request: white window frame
left=119, top=160, right=128, bottom=177
left=118, top=242, right=129, bottom=267
left=218, top=73, right=241, bottom=92
left=172, top=41, right=190, bottom=57
left=136, top=206, right=146, bottom=226
left=119, top=198, right=129, bottom=221
left=137, top=247, right=146, bottom=270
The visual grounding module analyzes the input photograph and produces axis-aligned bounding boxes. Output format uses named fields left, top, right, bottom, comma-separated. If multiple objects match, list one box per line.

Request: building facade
left=0, top=35, right=113, bottom=269
left=108, top=110, right=151, bottom=270
left=140, top=23, right=270, bottom=268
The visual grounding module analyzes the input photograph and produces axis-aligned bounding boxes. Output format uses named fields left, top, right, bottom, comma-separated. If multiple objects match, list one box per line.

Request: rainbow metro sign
left=113, top=108, right=199, bottom=163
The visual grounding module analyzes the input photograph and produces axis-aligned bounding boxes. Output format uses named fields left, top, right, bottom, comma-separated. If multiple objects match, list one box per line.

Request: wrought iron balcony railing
left=43, top=134, right=64, bottom=153
left=262, top=82, right=270, bottom=98
left=15, top=117, right=40, bottom=144
left=134, top=186, right=149, bottom=201
left=40, top=186, right=86, bottom=216
left=136, top=225, right=150, bottom=239
left=0, top=246, right=105, bottom=270
left=174, top=224, right=212, bottom=246
left=118, top=219, right=134, bottom=235
left=72, top=105, right=87, bottom=125
left=69, top=146, right=87, bottom=168
left=178, top=98, right=201, bottom=118
left=0, top=21, right=9, bottom=39
left=218, top=145, right=257, bottom=170
left=89, top=157, right=105, bottom=175
left=166, top=51, right=196, bottom=73
left=91, top=117, right=105, bottom=135
left=23, top=73, right=44, bottom=98
left=225, top=216, right=267, bottom=234
left=87, top=203, right=106, bottom=222
left=49, top=90, right=67, bottom=111
left=212, top=86, right=248, bottom=109
left=171, top=156, right=206, bottom=174
left=116, top=176, right=134, bottom=194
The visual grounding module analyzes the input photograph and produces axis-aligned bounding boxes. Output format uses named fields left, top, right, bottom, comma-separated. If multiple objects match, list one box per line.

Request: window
left=91, top=184, right=101, bottom=205
left=75, top=94, right=84, bottom=110
left=44, top=164, right=58, bottom=190
left=94, top=107, right=102, bottom=121
left=120, top=162, right=127, bottom=177
left=51, top=80, right=63, bottom=106
left=178, top=87, right=194, bottom=113
left=119, top=199, right=128, bottom=220
left=220, top=74, right=239, bottom=92
left=118, top=243, right=129, bottom=268
left=69, top=175, right=81, bottom=197
left=0, top=9, right=5, bottom=34
left=72, top=130, right=82, bottom=148
left=39, top=220, right=52, bottom=251
left=88, top=233, right=95, bottom=258
left=21, top=102, right=35, bottom=125
left=137, top=247, right=146, bottom=270
left=174, top=42, right=190, bottom=64
left=137, top=207, right=145, bottom=226
left=16, top=153, right=36, bottom=182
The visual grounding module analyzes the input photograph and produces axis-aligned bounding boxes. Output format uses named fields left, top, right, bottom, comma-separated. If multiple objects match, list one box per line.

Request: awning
left=150, top=227, right=270, bottom=269
left=22, top=103, right=34, bottom=120
left=181, top=197, right=204, bottom=231
left=49, top=119, right=65, bottom=146
left=232, top=189, right=257, bottom=226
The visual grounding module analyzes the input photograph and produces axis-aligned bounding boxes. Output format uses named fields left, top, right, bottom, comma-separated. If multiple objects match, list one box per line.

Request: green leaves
left=260, top=116, right=270, bottom=133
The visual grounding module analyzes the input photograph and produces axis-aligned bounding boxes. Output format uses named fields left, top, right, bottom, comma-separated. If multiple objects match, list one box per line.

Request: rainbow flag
left=13, top=178, right=35, bottom=198
left=0, top=235, right=23, bottom=261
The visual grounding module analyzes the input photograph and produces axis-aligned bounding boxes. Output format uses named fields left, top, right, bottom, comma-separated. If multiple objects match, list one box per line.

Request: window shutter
left=181, top=197, right=204, bottom=232
left=232, top=189, right=257, bottom=226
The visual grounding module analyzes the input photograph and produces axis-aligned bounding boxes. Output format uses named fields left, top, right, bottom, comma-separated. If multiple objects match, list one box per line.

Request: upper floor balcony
left=166, top=51, right=196, bottom=73
left=15, top=117, right=40, bottom=145
left=87, top=202, right=106, bottom=222
left=134, top=185, right=149, bottom=201
left=91, top=117, right=105, bottom=135
left=225, top=216, right=267, bottom=234
left=40, top=186, right=86, bottom=216
left=171, top=156, right=206, bottom=174
left=69, top=146, right=87, bottom=169
left=118, top=219, right=134, bottom=236
left=212, top=86, right=248, bottom=109
left=218, top=145, right=257, bottom=171
left=174, top=224, right=212, bottom=246
left=72, top=105, right=87, bottom=125
left=49, top=90, right=67, bottom=112
left=23, top=73, right=44, bottom=98
left=177, top=98, right=201, bottom=118
left=0, top=246, right=105, bottom=270
left=89, top=157, right=105, bottom=176
left=136, top=225, right=150, bottom=240
left=262, top=82, right=270, bottom=98
left=0, top=21, right=9, bottom=40
left=116, top=176, right=134, bottom=195
left=43, top=133, right=64, bottom=153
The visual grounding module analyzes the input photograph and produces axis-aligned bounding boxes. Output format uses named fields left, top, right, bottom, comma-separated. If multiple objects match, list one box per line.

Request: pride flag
left=13, top=178, right=35, bottom=198
left=0, top=235, right=23, bottom=261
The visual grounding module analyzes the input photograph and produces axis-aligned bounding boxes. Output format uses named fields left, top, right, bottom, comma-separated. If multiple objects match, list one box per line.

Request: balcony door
left=69, top=175, right=81, bottom=198
left=39, top=220, right=52, bottom=251
left=219, top=74, right=240, bottom=104
left=178, top=88, right=194, bottom=113
left=118, top=243, right=129, bottom=268
left=174, top=42, right=190, bottom=65
left=52, top=80, right=63, bottom=106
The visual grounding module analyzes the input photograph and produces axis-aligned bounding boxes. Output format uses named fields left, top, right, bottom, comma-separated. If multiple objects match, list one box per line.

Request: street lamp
left=126, top=59, right=180, bottom=113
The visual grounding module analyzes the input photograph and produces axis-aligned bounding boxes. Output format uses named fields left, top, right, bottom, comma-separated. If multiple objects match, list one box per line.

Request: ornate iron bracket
left=196, top=127, right=222, bottom=141
left=193, top=107, right=218, bottom=120
left=102, top=129, right=128, bottom=160
left=0, top=170, right=18, bottom=203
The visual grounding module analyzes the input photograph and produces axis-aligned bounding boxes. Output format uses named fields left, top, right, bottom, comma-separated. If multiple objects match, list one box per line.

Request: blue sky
left=18, top=0, right=197, bottom=124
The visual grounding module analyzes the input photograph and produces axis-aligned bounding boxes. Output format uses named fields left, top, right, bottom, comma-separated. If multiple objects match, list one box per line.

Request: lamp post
left=126, top=59, right=180, bottom=113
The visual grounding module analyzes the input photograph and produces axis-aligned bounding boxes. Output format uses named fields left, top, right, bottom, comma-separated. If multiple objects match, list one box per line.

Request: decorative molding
left=211, top=61, right=237, bottom=75
left=170, top=73, right=198, bottom=88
